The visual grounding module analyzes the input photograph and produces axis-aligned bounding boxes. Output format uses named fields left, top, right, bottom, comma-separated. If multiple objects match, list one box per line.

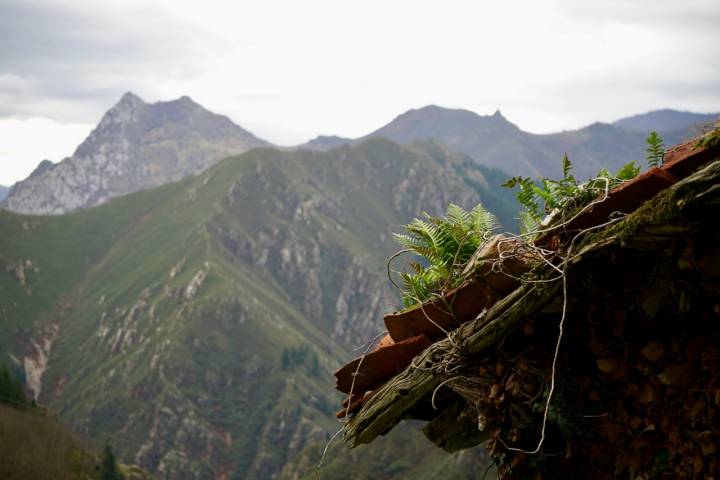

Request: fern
left=562, top=153, right=573, bottom=180
left=615, top=161, right=641, bottom=180
left=503, top=176, right=540, bottom=220
left=504, top=155, right=641, bottom=239
left=519, top=210, right=540, bottom=236
left=645, top=131, right=665, bottom=167
left=392, top=203, right=498, bottom=308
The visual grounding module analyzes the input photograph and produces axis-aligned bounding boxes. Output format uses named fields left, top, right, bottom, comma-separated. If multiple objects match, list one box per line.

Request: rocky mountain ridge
left=612, top=108, right=718, bottom=133
left=2, top=92, right=270, bottom=215
left=300, top=106, right=718, bottom=178
left=5, top=94, right=714, bottom=216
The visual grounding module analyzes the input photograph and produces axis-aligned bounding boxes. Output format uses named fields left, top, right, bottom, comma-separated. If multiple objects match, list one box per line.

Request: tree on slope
left=100, top=443, right=124, bottom=480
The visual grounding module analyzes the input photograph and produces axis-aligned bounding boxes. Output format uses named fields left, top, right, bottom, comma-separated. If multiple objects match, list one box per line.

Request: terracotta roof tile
left=383, top=281, right=499, bottom=343
left=333, top=333, right=432, bottom=394
left=663, top=136, right=717, bottom=177
left=562, top=167, right=679, bottom=233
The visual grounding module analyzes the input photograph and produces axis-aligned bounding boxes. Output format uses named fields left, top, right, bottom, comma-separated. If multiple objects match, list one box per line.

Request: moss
left=578, top=160, right=720, bottom=249
left=696, top=125, right=720, bottom=148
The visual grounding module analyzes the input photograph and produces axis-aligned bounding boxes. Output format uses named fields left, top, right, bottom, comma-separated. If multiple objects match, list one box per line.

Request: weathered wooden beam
left=344, top=280, right=560, bottom=446
left=422, top=400, right=491, bottom=452
left=462, top=281, right=562, bottom=358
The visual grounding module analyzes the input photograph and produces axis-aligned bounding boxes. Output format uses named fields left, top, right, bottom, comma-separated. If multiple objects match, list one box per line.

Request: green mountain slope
left=277, top=422, right=494, bottom=480
left=0, top=138, right=515, bottom=479
left=0, top=402, right=153, bottom=480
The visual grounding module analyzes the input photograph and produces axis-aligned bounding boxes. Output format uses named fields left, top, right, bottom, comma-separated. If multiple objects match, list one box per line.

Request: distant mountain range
left=300, top=106, right=718, bottom=179
left=3, top=92, right=715, bottom=216
left=612, top=109, right=718, bottom=133
left=2, top=92, right=269, bottom=215
left=0, top=185, right=8, bottom=202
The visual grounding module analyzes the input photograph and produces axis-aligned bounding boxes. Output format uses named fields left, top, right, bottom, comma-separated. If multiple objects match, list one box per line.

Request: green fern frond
left=392, top=203, right=498, bottom=307
left=504, top=151, right=642, bottom=237
left=646, top=131, right=665, bottom=168
left=391, top=233, right=424, bottom=249
left=470, top=204, right=498, bottom=237
left=406, top=219, right=440, bottom=245
left=519, top=210, right=540, bottom=237
left=562, top=153, right=573, bottom=179
left=445, top=203, right=470, bottom=228
left=616, top=161, right=640, bottom=180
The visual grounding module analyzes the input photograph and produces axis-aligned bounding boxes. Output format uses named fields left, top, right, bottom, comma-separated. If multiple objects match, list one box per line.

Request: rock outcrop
left=3, top=93, right=269, bottom=214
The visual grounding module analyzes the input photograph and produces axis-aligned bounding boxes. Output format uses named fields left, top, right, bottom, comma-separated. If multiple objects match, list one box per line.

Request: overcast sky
left=1, top=0, right=719, bottom=185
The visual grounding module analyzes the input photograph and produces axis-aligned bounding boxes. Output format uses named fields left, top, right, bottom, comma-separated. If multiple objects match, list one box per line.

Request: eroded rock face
left=3, top=93, right=269, bottom=215
left=23, top=322, right=59, bottom=400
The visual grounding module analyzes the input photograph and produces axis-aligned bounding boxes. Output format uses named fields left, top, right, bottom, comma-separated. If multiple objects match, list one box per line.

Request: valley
left=1, top=92, right=715, bottom=479
left=1, top=138, right=514, bottom=478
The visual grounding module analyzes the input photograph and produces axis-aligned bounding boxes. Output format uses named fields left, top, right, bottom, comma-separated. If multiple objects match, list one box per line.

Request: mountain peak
left=93, top=92, right=147, bottom=132
left=396, top=105, right=512, bottom=125
left=407, top=104, right=475, bottom=117
left=4, top=93, right=270, bottom=214
left=29, top=159, right=54, bottom=178
left=299, top=134, right=352, bottom=151
left=164, top=94, right=206, bottom=113
left=613, top=109, right=719, bottom=133
left=414, top=104, right=447, bottom=113
left=118, top=91, right=145, bottom=107
left=365, top=104, right=519, bottom=147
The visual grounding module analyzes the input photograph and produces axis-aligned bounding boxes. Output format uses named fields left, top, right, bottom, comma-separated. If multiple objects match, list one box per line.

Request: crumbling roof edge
left=344, top=158, right=720, bottom=447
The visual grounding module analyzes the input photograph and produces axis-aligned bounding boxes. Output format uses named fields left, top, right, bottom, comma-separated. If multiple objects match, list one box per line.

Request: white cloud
left=0, top=0, right=718, bottom=183
left=0, top=118, right=93, bottom=185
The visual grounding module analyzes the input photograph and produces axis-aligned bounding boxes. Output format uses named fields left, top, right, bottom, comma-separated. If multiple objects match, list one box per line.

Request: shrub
left=100, top=443, right=124, bottom=480
left=0, top=364, right=29, bottom=407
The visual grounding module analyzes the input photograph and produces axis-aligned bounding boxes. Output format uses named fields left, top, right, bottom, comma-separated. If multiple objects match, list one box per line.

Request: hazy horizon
left=1, top=95, right=718, bottom=186
left=1, top=0, right=719, bottom=184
